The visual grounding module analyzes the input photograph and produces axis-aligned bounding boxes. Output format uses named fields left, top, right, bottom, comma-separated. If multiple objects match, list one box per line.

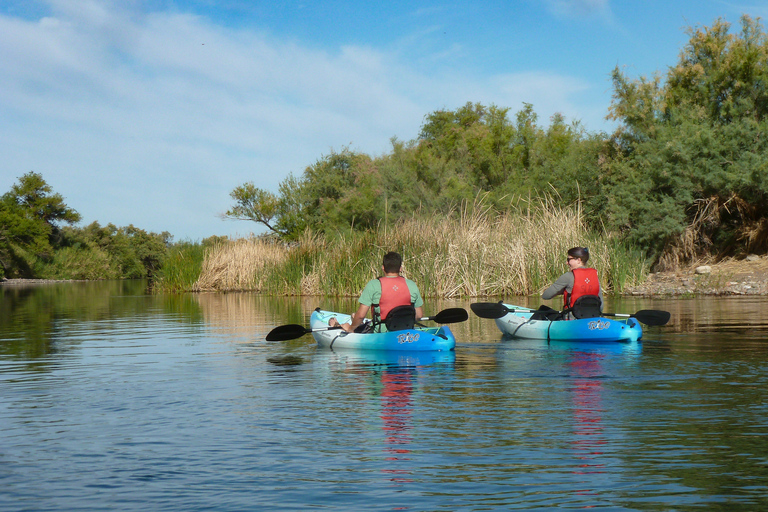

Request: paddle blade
left=430, top=307, right=468, bottom=324
left=634, top=309, right=671, bottom=326
left=470, top=302, right=509, bottom=319
left=266, top=324, right=309, bottom=341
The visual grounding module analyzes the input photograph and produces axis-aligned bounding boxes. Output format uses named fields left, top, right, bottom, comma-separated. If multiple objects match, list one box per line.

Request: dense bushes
left=0, top=172, right=172, bottom=280
left=227, top=16, right=768, bottom=267
left=605, top=15, right=768, bottom=265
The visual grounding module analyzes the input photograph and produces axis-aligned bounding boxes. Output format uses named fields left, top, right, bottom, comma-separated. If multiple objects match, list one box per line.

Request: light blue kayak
left=494, top=304, right=643, bottom=342
left=310, top=309, right=456, bottom=351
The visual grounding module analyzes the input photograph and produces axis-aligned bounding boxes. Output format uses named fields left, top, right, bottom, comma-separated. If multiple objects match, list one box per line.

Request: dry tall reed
left=193, top=237, right=287, bottom=291
left=190, top=198, right=648, bottom=297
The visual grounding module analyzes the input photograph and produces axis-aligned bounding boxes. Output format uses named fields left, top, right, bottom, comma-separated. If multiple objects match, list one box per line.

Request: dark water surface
left=1, top=281, right=767, bottom=511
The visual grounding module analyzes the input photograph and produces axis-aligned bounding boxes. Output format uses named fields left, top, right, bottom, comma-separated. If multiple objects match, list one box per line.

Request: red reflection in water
left=380, top=370, right=414, bottom=483
left=569, top=351, right=607, bottom=494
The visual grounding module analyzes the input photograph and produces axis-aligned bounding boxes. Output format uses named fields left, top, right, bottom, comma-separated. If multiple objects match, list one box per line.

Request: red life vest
left=563, top=267, right=600, bottom=308
left=377, top=276, right=412, bottom=319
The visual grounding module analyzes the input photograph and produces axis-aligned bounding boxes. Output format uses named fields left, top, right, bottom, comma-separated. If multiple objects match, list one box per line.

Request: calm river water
left=1, top=280, right=767, bottom=511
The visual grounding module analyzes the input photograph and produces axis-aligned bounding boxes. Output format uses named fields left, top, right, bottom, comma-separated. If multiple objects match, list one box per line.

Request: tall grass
left=153, top=199, right=649, bottom=296
left=192, top=237, right=286, bottom=291
left=152, top=242, right=207, bottom=293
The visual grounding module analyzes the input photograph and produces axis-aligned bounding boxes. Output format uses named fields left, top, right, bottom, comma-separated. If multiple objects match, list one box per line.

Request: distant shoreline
left=4, top=255, right=767, bottom=296
left=1, top=278, right=83, bottom=286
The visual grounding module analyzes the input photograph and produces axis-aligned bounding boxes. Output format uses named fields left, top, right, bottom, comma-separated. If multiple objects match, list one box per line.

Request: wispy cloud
left=542, top=0, right=613, bottom=19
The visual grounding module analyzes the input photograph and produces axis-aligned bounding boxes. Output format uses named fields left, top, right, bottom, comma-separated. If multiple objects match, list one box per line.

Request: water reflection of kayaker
left=380, top=368, right=414, bottom=483
left=329, top=252, right=424, bottom=333
left=569, top=351, right=606, bottom=480
left=541, top=247, right=603, bottom=320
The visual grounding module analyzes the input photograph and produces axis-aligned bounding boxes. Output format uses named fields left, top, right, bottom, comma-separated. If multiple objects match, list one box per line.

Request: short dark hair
left=567, top=246, right=590, bottom=264
left=382, top=251, right=403, bottom=273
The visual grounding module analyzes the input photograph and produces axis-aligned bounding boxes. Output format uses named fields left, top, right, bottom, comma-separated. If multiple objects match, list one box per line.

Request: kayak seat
left=383, top=305, right=417, bottom=331
left=531, top=304, right=563, bottom=321
left=354, top=319, right=373, bottom=333
left=571, top=295, right=602, bottom=319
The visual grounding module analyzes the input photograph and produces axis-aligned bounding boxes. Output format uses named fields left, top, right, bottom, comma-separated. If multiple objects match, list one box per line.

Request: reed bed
left=192, top=237, right=287, bottom=291
left=156, top=198, right=649, bottom=297
left=152, top=242, right=207, bottom=293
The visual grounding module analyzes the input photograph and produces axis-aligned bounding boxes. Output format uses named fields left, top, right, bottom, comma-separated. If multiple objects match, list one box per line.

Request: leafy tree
left=224, top=149, right=378, bottom=239
left=0, top=197, right=50, bottom=277
left=223, top=183, right=284, bottom=235
left=7, top=171, right=81, bottom=227
left=0, top=172, right=80, bottom=278
left=606, top=15, right=768, bottom=260
left=58, top=222, right=171, bottom=279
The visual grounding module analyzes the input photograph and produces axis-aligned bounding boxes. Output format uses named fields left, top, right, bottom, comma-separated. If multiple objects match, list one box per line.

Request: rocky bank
left=624, top=255, right=768, bottom=296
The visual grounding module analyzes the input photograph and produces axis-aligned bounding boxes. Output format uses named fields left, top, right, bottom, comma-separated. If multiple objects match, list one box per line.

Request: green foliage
left=1, top=172, right=80, bottom=278
left=0, top=196, right=51, bottom=278
left=43, top=245, right=120, bottom=280
left=224, top=183, right=283, bottom=234
left=151, top=241, right=207, bottom=292
left=6, top=171, right=81, bottom=227
left=1, top=172, right=171, bottom=280
left=57, top=222, right=171, bottom=280
left=606, top=15, right=768, bottom=259
left=228, top=102, right=604, bottom=242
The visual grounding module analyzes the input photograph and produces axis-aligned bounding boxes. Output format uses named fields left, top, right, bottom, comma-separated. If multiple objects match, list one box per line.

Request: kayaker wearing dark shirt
left=329, top=251, right=424, bottom=333
left=542, top=247, right=603, bottom=316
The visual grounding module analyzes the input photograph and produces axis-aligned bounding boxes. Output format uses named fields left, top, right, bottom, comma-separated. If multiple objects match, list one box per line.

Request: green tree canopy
left=606, top=15, right=768, bottom=261
left=1, top=172, right=80, bottom=277
left=6, top=171, right=81, bottom=227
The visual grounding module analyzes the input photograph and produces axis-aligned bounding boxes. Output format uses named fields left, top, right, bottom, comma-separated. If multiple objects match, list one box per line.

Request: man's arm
left=343, top=304, right=370, bottom=333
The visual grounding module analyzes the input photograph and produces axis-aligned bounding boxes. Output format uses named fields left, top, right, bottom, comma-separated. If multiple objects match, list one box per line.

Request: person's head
left=566, top=247, right=590, bottom=268
left=382, top=251, right=403, bottom=273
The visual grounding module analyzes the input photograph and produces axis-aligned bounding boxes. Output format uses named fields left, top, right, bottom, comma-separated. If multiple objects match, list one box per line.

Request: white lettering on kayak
left=397, top=332, right=420, bottom=344
left=588, top=320, right=611, bottom=330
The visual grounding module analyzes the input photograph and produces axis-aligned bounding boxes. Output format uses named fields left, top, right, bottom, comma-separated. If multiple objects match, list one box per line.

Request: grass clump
left=152, top=242, right=207, bottom=293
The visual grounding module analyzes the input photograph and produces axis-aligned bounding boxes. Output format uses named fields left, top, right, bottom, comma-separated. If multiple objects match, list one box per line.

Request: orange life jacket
left=377, top=276, right=413, bottom=319
left=563, top=267, right=600, bottom=308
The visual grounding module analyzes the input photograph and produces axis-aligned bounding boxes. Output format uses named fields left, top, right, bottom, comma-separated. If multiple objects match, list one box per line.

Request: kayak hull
left=310, top=310, right=456, bottom=351
left=494, top=304, right=643, bottom=342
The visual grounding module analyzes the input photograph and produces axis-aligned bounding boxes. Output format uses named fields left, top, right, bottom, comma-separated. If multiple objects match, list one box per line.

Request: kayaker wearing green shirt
left=329, top=251, right=424, bottom=333
left=541, top=247, right=603, bottom=318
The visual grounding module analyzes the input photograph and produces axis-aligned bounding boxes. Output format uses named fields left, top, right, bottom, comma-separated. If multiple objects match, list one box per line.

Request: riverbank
left=4, top=255, right=767, bottom=296
left=623, top=255, right=768, bottom=296
left=1, top=279, right=82, bottom=286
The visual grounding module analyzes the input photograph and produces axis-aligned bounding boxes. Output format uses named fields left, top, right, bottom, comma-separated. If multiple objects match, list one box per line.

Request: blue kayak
left=494, top=304, right=643, bottom=342
left=310, top=309, right=456, bottom=351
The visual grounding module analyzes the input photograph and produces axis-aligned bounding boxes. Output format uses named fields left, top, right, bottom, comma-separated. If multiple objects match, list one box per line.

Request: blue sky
left=2, top=0, right=766, bottom=241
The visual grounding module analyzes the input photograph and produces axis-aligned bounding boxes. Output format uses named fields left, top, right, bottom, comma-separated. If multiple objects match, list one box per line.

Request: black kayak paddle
left=470, top=302, right=670, bottom=326
left=470, top=302, right=532, bottom=319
